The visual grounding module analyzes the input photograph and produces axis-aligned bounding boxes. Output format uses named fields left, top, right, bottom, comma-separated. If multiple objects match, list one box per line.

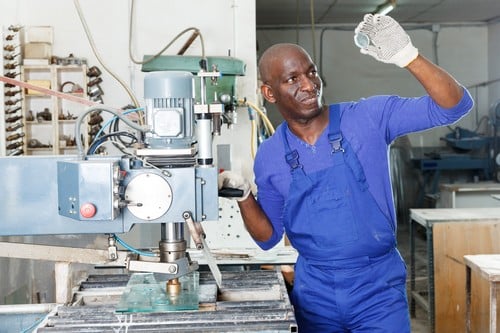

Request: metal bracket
left=183, top=210, right=205, bottom=249
left=0, top=241, right=128, bottom=266
left=126, top=256, right=198, bottom=278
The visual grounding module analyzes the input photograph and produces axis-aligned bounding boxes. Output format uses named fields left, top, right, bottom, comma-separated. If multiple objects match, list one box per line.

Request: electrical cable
left=432, top=25, right=440, bottom=65
left=249, top=108, right=256, bottom=159
left=251, top=119, right=257, bottom=159
left=316, top=0, right=338, bottom=23
left=91, top=108, right=143, bottom=146
left=73, top=0, right=141, bottom=110
left=110, top=108, right=142, bottom=146
left=112, top=119, right=136, bottom=146
left=240, top=100, right=275, bottom=159
left=75, top=105, right=148, bottom=159
left=128, top=0, right=205, bottom=64
left=257, top=117, right=270, bottom=145
left=87, top=131, right=138, bottom=155
left=310, top=0, right=317, bottom=64
left=295, top=0, right=300, bottom=44
left=242, top=100, right=275, bottom=135
left=113, top=234, right=156, bottom=257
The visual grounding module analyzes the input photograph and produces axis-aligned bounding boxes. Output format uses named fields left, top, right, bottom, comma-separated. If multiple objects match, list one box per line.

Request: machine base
left=34, top=269, right=297, bottom=332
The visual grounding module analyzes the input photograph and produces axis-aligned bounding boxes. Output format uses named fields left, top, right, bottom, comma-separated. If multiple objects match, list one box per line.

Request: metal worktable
left=438, top=182, right=500, bottom=208
left=409, top=208, right=500, bottom=333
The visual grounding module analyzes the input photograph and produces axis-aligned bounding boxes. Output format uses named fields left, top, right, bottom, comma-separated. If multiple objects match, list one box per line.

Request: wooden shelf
left=21, top=64, right=89, bottom=155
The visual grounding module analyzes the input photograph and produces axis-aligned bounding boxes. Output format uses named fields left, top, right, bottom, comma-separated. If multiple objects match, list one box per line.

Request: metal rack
left=2, top=25, right=24, bottom=156
left=2, top=24, right=105, bottom=156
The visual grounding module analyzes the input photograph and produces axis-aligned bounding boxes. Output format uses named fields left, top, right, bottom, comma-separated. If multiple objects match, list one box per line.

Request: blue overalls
left=281, top=105, right=410, bottom=332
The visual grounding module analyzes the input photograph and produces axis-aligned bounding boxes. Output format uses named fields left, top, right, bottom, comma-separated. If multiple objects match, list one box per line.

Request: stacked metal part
left=86, top=65, right=104, bottom=146
left=3, top=25, right=24, bottom=156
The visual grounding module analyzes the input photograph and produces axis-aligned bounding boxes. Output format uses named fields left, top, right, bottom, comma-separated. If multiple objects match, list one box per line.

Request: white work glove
left=218, top=171, right=252, bottom=202
left=354, top=14, right=418, bottom=68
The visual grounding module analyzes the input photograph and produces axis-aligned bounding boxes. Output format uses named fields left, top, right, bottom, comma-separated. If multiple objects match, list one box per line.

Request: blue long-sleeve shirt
left=253, top=89, right=474, bottom=250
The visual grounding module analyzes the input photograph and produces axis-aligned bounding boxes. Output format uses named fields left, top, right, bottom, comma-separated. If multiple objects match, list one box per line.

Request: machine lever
left=183, top=211, right=222, bottom=288
left=218, top=187, right=244, bottom=198
left=183, top=211, right=204, bottom=249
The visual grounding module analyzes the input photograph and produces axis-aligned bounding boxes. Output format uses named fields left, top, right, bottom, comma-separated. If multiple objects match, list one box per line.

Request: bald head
left=258, top=43, right=314, bottom=83
left=257, top=43, right=324, bottom=122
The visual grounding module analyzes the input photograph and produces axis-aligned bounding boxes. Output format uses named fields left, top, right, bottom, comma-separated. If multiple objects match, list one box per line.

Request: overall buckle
left=329, top=134, right=344, bottom=153
left=285, top=149, right=302, bottom=169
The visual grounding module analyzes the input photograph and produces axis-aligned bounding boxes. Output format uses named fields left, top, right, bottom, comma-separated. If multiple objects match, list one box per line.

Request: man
left=219, top=14, right=473, bottom=332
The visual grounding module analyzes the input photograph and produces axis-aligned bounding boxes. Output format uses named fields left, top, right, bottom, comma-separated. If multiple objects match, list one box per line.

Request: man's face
left=262, top=48, right=323, bottom=122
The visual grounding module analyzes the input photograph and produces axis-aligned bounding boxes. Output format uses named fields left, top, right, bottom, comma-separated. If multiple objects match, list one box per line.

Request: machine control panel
left=57, top=160, right=121, bottom=221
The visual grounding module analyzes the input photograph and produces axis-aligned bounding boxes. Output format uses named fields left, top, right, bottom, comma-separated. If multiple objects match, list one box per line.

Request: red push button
left=80, top=203, right=96, bottom=218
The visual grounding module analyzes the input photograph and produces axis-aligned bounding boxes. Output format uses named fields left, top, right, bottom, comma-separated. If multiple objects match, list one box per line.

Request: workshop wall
left=257, top=24, right=491, bottom=148
left=1, top=0, right=258, bottom=107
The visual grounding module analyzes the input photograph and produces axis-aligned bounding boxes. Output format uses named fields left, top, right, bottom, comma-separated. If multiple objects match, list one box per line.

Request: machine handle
left=218, top=187, right=244, bottom=198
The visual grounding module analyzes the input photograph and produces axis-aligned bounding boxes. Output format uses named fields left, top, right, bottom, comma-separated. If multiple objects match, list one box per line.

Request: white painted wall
left=257, top=23, right=491, bottom=147
left=1, top=0, right=257, bottom=105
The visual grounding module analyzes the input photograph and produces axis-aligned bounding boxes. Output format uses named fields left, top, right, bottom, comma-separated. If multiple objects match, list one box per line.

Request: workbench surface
left=410, top=208, right=500, bottom=226
left=464, top=254, right=500, bottom=282
left=440, top=182, right=500, bottom=192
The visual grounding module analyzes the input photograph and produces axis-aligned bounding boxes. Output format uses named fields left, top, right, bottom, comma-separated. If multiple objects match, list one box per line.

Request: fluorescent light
left=374, top=0, right=396, bottom=15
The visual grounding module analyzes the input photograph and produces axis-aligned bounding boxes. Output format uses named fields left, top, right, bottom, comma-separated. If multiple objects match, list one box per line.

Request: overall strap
left=328, top=104, right=344, bottom=153
left=328, top=105, right=367, bottom=185
left=281, top=124, right=303, bottom=170
left=328, top=104, right=393, bottom=226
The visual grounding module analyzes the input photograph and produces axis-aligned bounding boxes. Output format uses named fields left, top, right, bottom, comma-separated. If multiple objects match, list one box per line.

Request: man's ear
left=261, top=84, right=276, bottom=103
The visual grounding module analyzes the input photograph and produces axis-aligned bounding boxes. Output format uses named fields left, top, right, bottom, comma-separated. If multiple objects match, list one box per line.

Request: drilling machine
left=0, top=56, right=245, bottom=294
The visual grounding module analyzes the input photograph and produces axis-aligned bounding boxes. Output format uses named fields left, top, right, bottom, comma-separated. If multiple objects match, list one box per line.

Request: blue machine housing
left=57, top=159, right=120, bottom=221
left=0, top=155, right=218, bottom=236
